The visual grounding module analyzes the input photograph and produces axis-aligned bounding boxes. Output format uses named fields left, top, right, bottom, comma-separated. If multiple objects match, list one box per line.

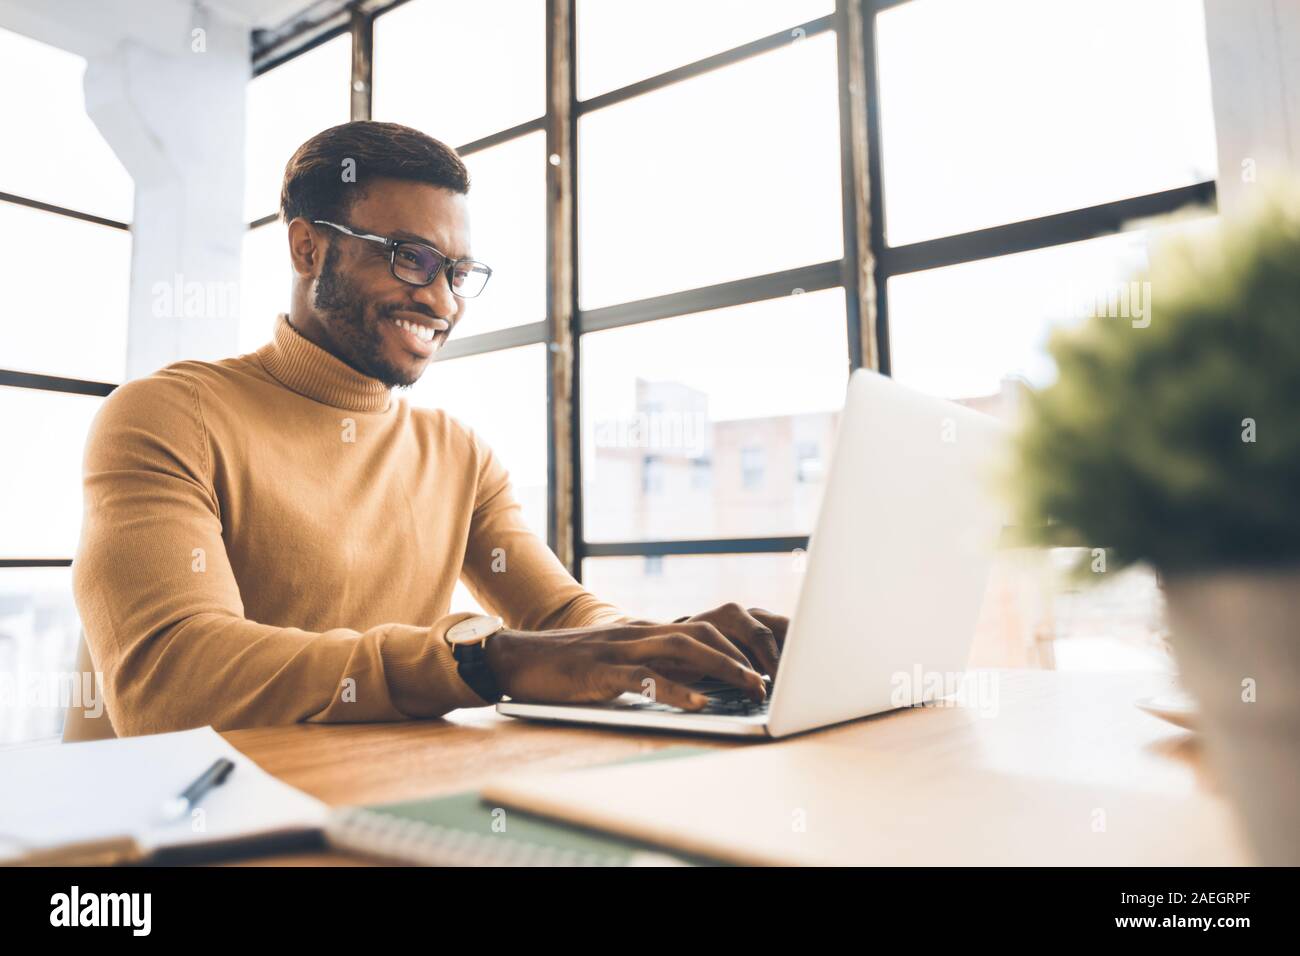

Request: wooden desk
left=220, top=668, right=1244, bottom=865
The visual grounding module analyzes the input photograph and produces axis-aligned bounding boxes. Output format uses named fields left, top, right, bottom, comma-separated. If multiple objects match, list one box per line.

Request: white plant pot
left=1162, top=566, right=1300, bottom=866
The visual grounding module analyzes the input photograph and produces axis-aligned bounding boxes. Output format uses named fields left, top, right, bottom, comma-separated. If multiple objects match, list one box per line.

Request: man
left=74, top=121, right=783, bottom=737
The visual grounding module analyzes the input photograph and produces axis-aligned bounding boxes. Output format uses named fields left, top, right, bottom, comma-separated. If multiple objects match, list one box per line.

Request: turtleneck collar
left=255, top=314, right=392, bottom=413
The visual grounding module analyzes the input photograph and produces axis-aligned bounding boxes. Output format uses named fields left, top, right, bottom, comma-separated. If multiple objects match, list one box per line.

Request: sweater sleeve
left=72, top=371, right=490, bottom=738
left=457, top=425, right=633, bottom=631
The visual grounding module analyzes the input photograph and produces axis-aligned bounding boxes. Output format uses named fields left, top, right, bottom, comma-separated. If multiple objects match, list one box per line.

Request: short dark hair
left=279, top=120, right=470, bottom=223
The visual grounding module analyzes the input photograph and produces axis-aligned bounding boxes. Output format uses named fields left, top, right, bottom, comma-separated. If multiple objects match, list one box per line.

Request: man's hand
left=482, top=603, right=788, bottom=712
left=674, top=603, right=787, bottom=679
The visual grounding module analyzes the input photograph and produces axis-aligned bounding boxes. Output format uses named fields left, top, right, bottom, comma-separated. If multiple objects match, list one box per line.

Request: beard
left=312, top=242, right=420, bottom=389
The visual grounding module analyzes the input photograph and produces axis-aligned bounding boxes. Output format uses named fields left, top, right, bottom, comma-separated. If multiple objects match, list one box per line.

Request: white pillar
left=1202, top=0, right=1300, bottom=215
left=83, top=10, right=249, bottom=378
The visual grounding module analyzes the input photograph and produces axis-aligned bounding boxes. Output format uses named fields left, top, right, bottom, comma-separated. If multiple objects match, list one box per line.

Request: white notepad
left=0, top=727, right=328, bottom=865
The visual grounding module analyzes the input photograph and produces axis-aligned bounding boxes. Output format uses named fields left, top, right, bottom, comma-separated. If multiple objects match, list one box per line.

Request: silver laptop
left=497, top=368, right=1010, bottom=738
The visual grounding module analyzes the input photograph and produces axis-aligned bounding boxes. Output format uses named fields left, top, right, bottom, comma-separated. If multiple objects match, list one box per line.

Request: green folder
left=325, top=746, right=721, bottom=866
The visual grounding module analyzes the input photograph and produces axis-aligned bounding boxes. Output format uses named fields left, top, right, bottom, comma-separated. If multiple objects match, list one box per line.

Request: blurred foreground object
left=1013, top=188, right=1300, bottom=864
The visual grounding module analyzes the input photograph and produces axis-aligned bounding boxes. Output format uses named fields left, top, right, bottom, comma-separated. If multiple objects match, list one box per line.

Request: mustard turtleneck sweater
left=73, top=314, right=631, bottom=737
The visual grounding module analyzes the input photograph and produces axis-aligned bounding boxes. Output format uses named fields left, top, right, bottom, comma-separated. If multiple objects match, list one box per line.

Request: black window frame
left=242, top=0, right=1218, bottom=583
left=0, top=192, right=125, bottom=570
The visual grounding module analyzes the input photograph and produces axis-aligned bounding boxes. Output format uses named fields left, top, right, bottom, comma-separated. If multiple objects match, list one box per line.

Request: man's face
left=302, top=178, right=472, bottom=388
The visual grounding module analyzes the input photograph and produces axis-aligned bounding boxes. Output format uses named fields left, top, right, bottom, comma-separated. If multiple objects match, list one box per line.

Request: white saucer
left=1135, top=691, right=1199, bottom=730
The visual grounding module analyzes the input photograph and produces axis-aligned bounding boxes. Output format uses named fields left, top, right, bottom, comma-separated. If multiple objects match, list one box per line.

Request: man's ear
left=287, top=218, right=324, bottom=278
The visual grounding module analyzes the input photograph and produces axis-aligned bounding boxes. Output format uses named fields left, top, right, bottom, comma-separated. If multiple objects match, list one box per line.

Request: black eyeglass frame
left=312, top=219, right=493, bottom=298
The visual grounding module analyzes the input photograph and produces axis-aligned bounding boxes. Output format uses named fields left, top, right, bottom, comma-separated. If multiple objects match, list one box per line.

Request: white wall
left=1203, top=0, right=1300, bottom=213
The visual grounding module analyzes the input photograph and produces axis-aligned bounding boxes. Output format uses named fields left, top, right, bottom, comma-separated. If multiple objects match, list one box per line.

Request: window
left=1042, top=551, right=1170, bottom=672
left=245, top=3, right=853, bottom=634
left=0, top=567, right=84, bottom=745
left=581, top=289, right=848, bottom=543
left=870, top=0, right=1215, bottom=672
left=740, top=447, right=766, bottom=491
left=565, top=0, right=1211, bottom=670
left=0, top=0, right=1217, bottom=750
left=876, top=0, right=1217, bottom=245
left=795, top=441, right=822, bottom=484
left=238, top=0, right=1217, bottom=675
left=244, top=33, right=351, bottom=222
left=406, top=343, right=548, bottom=620
left=0, top=29, right=133, bottom=221
left=0, top=27, right=132, bottom=743
left=577, top=31, right=843, bottom=309
left=0, top=202, right=131, bottom=382
left=691, top=457, right=712, bottom=491
left=0, top=387, right=104, bottom=559
left=641, top=456, right=666, bottom=495
left=576, top=0, right=833, bottom=101
left=457, top=133, right=547, bottom=336
left=889, top=217, right=1220, bottom=402
left=889, top=230, right=1152, bottom=400
left=567, top=7, right=853, bottom=623
left=372, top=0, right=544, bottom=149
left=238, top=220, right=290, bottom=353
left=240, top=33, right=352, bottom=353
left=583, top=553, right=805, bottom=623
left=406, top=344, right=549, bottom=539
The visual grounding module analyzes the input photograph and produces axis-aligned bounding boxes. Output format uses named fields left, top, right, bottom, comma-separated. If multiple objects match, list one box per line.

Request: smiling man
left=73, top=121, right=783, bottom=737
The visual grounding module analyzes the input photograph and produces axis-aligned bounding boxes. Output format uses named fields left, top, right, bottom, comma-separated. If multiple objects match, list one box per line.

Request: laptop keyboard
left=629, top=677, right=773, bottom=717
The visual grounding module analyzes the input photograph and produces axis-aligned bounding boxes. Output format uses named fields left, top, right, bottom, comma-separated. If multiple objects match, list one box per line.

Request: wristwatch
left=445, top=614, right=505, bottom=703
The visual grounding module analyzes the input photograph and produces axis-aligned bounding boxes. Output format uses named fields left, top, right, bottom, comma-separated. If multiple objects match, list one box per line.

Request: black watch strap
left=453, top=641, right=503, bottom=703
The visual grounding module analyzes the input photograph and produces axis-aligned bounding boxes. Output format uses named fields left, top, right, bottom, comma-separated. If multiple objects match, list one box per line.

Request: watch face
left=446, top=615, right=504, bottom=645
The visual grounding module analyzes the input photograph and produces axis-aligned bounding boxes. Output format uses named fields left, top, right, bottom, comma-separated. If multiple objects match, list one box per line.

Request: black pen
left=160, top=758, right=236, bottom=822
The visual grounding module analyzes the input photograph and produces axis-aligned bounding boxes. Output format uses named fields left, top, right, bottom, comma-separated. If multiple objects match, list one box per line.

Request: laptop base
left=496, top=697, right=771, bottom=737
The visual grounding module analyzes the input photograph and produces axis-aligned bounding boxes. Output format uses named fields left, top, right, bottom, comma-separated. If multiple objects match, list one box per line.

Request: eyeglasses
left=312, top=220, right=493, bottom=299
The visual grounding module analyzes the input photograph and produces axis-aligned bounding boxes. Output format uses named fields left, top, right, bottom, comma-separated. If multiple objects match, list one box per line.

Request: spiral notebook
left=325, top=747, right=715, bottom=867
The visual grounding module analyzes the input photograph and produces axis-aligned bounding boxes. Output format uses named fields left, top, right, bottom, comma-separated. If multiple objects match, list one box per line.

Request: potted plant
left=1012, top=190, right=1300, bottom=865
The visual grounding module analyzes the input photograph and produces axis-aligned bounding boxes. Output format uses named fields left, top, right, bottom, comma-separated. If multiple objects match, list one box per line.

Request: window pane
left=586, top=550, right=1171, bottom=672
left=1042, top=551, right=1171, bottom=672
left=406, top=344, right=549, bottom=538
left=238, top=221, right=290, bottom=353
left=0, top=387, right=102, bottom=559
left=0, top=29, right=134, bottom=222
left=578, top=33, right=842, bottom=309
left=458, top=132, right=546, bottom=335
left=887, top=218, right=1217, bottom=402
left=0, top=567, right=84, bottom=745
left=583, top=553, right=804, bottom=622
left=582, top=288, right=848, bottom=542
left=373, top=0, right=545, bottom=148
left=0, top=204, right=131, bottom=383
left=576, top=0, right=832, bottom=100
left=965, top=549, right=1171, bottom=671
left=244, top=34, right=351, bottom=221
left=877, top=0, right=1218, bottom=245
